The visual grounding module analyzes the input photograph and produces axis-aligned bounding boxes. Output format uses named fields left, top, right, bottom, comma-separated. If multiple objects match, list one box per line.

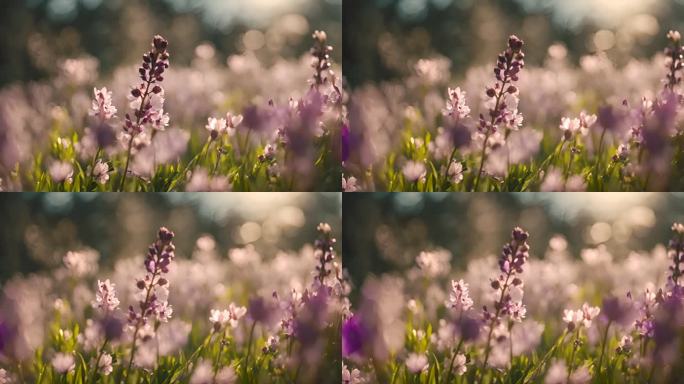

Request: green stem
left=597, top=321, right=612, bottom=375
left=444, top=339, right=464, bottom=384
left=118, top=133, right=136, bottom=192
left=89, top=338, right=109, bottom=384
left=593, top=128, right=607, bottom=190
left=123, top=268, right=159, bottom=383
left=213, top=330, right=227, bottom=381
left=567, top=330, right=579, bottom=382
left=242, top=321, right=257, bottom=379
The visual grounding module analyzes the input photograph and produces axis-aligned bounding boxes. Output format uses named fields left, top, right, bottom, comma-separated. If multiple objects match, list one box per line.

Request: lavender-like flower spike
left=481, top=226, right=529, bottom=369
left=314, top=223, right=336, bottom=287
left=664, top=30, right=683, bottom=91
left=473, top=35, right=525, bottom=190
left=310, top=30, right=334, bottom=90
left=124, top=227, right=175, bottom=378
left=446, top=279, right=474, bottom=312
left=668, top=222, right=684, bottom=287
left=442, top=87, right=471, bottom=120
left=119, top=35, right=170, bottom=191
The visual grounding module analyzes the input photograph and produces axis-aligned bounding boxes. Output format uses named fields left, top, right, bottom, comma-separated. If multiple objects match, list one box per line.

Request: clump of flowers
left=3, top=29, right=340, bottom=191
left=345, top=29, right=684, bottom=191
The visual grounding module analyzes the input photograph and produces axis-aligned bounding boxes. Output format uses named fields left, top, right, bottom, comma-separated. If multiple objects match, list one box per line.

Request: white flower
left=210, top=303, right=246, bottom=330
left=49, top=161, right=74, bottom=183
left=544, top=360, right=568, bottom=384
left=51, top=352, right=75, bottom=374
left=559, top=117, right=581, bottom=137
left=342, top=176, right=358, bottom=192
left=206, top=117, right=227, bottom=137
left=443, top=87, right=471, bottom=119
left=216, top=366, right=237, bottom=384
left=447, top=161, right=464, bottom=184
left=92, top=160, right=110, bottom=184
left=226, top=112, right=243, bottom=130
left=89, top=87, right=117, bottom=120
left=93, top=279, right=120, bottom=312
left=581, top=303, right=600, bottom=328
left=189, top=359, right=213, bottom=384
left=402, top=161, right=426, bottom=182
left=0, top=368, right=9, bottom=384
left=405, top=353, right=429, bottom=374
left=342, top=363, right=363, bottom=384
left=508, top=301, right=527, bottom=322
left=452, top=353, right=467, bottom=376
left=98, top=352, right=113, bottom=375
left=509, top=285, right=524, bottom=302
left=416, top=250, right=451, bottom=277
left=63, top=249, right=99, bottom=277
left=447, top=279, right=473, bottom=311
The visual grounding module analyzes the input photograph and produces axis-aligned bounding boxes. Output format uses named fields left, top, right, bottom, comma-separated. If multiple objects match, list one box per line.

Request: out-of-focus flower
left=210, top=303, right=247, bottom=331
left=98, top=352, right=113, bottom=375
left=443, top=87, right=471, bottom=120
left=89, top=87, right=117, bottom=121
left=402, top=161, right=426, bottom=182
left=93, top=279, right=120, bottom=313
left=405, top=352, right=428, bottom=374
left=416, top=250, right=451, bottom=278
left=447, top=279, right=473, bottom=312
left=189, top=359, right=213, bottom=384
left=448, top=161, right=464, bottom=184
left=563, top=303, right=600, bottom=331
left=49, top=161, right=73, bottom=183
left=92, top=160, right=110, bottom=184
left=0, top=368, right=8, bottom=383
left=63, top=250, right=99, bottom=277
left=342, top=363, right=363, bottom=384
left=342, top=176, right=358, bottom=192
left=51, top=352, right=75, bottom=374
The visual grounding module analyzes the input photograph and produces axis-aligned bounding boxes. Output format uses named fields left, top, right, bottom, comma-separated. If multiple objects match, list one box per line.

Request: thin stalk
left=87, top=146, right=102, bottom=188
left=88, top=338, right=109, bottom=384
left=118, top=78, right=153, bottom=192
left=593, top=127, right=608, bottom=189
left=242, top=321, right=257, bottom=379
left=597, top=321, right=612, bottom=375
left=123, top=268, right=159, bottom=383
left=212, top=330, right=227, bottom=381
left=567, top=330, right=580, bottom=382
left=444, top=339, right=464, bottom=384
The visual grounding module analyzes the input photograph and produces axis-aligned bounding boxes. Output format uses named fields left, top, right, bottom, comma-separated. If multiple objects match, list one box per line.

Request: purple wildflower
left=92, top=279, right=120, bottom=313
left=342, top=315, right=366, bottom=357
left=310, top=30, right=334, bottom=90
left=664, top=30, right=683, bottom=91
left=668, top=222, right=684, bottom=287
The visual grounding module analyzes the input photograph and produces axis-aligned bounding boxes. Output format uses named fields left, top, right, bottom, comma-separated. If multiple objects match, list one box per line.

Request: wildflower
left=664, top=30, right=683, bottom=90
left=209, top=303, right=246, bottom=331
left=215, top=366, right=237, bottom=384
left=98, top=352, right=113, bottom=375
left=205, top=117, right=227, bottom=140
left=616, top=335, right=633, bottom=354
left=451, top=353, right=467, bottom=376
left=562, top=303, right=600, bottom=331
left=119, top=35, right=170, bottom=191
left=314, top=223, right=337, bottom=288
left=402, top=161, right=426, bottom=182
left=446, top=279, right=473, bottom=312
left=443, top=87, right=471, bottom=120
left=342, top=176, right=358, bottom=192
left=91, top=160, right=109, bottom=184
left=448, top=161, right=464, bottom=184
left=601, top=296, right=631, bottom=324
left=342, top=315, right=366, bottom=357
left=49, top=161, right=73, bottom=183
left=189, top=359, right=213, bottom=384
left=342, top=363, right=363, bottom=384
left=668, top=222, right=684, bottom=286
left=405, top=352, right=429, bottom=374
left=63, top=250, right=99, bottom=277
left=89, top=87, right=117, bottom=121
left=310, top=30, right=334, bottom=89
left=51, top=352, right=75, bottom=374
left=0, top=368, right=7, bottom=384
left=474, top=35, right=525, bottom=190
left=416, top=250, right=451, bottom=278
left=93, top=279, right=120, bottom=313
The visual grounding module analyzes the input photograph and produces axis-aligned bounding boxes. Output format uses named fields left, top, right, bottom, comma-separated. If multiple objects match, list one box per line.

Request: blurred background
left=0, top=0, right=341, bottom=86
left=0, top=192, right=341, bottom=283
left=343, top=193, right=684, bottom=298
left=344, top=0, right=684, bottom=87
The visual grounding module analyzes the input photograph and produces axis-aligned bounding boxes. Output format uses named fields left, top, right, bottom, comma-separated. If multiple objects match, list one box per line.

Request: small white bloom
left=447, top=161, right=464, bottom=184
left=405, top=353, right=429, bottom=374
left=402, top=161, right=426, bottom=182
left=93, top=279, right=120, bottom=312
left=90, top=87, right=117, bottom=120
left=92, top=160, right=110, bottom=184
left=98, top=352, right=113, bottom=375
left=51, top=352, right=75, bottom=374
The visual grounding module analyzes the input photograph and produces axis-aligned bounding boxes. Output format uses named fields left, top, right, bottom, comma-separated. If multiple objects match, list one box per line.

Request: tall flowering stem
left=473, top=36, right=525, bottom=191
left=310, top=30, right=333, bottom=90
left=481, top=227, right=529, bottom=372
left=118, top=35, right=170, bottom=191
left=123, top=227, right=175, bottom=382
left=314, top=223, right=336, bottom=287
left=669, top=223, right=684, bottom=287
left=664, top=31, right=683, bottom=91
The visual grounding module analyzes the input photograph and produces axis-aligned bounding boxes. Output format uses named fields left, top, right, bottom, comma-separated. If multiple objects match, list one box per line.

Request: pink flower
left=89, top=87, right=117, bottom=121
left=93, top=279, right=120, bottom=313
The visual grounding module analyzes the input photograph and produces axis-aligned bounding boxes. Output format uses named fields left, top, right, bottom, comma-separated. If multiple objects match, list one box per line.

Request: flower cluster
left=345, top=30, right=684, bottom=191
left=562, top=303, right=600, bottom=331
